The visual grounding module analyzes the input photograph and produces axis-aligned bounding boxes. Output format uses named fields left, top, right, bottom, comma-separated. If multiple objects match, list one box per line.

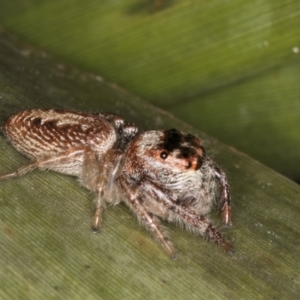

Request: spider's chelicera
left=0, top=109, right=233, bottom=258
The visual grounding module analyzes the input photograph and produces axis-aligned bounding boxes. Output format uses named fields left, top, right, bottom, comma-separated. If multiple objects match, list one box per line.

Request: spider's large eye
left=186, top=161, right=192, bottom=169
left=160, top=151, right=168, bottom=160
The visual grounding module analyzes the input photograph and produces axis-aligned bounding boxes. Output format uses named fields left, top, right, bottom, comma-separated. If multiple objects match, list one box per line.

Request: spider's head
left=154, top=129, right=206, bottom=171
left=125, top=129, right=206, bottom=177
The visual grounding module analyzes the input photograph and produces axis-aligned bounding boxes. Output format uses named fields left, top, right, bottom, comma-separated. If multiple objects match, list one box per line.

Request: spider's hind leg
left=81, top=149, right=124, bottom=233
left=0, top=147, right=88, bottom=181
left=0, top=161, right=38, bottom=181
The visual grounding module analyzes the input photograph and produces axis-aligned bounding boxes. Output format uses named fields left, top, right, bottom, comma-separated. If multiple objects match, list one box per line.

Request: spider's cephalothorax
left=0, top=109, right=232, bottom=258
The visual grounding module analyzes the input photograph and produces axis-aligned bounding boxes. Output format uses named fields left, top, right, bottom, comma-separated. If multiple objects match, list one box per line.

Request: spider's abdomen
left=4, top=109, right=117, bottom=159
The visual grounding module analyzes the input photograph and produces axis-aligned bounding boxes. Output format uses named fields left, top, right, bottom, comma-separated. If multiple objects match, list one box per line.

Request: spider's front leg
left=214, top=166, right=232, bottom=226
left=133, top=177, right=234, bottom=253
left=116, top=174, right=177, bottom=259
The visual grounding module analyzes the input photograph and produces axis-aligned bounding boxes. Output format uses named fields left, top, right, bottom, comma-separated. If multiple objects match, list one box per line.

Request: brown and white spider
left=0, top=109, right=233, bottom=258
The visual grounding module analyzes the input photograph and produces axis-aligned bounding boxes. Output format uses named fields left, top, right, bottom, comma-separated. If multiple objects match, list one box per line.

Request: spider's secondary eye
left=160, top=151, right=168, bottom=159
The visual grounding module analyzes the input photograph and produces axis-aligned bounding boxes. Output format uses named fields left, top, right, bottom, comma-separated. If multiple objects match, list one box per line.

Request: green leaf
left=0, top=0, right=298, bottom=102
left=0, top=29, right=300, bottom=299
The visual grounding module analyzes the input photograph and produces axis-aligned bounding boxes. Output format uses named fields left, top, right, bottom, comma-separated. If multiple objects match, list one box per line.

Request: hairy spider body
left=0, top=109, right=233, bottom=258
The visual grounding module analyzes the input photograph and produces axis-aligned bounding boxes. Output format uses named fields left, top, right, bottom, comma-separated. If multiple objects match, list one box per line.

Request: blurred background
left=1, top=0, right=299, bottom=181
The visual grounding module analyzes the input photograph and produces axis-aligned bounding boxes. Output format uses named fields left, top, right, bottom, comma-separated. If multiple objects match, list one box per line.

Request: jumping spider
left=0, top=109, right=233, bottom=258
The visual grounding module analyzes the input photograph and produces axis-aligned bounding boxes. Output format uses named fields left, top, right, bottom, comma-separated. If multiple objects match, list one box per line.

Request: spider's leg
left=81, top=149, right=124, bottom=232
left=138, top=178, right=234, bottom=253
left=214, top=166, right=232, bottom=226
left=116, top=175, right=177, bottom=259
left=0, top=161, right=38, bottom=180
left=0, top=147, right=87, bottom=181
